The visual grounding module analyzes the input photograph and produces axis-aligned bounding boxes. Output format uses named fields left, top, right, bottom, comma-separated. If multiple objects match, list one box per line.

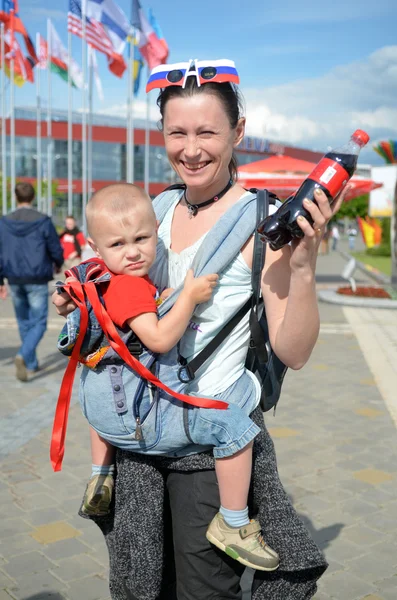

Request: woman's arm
left=255, top=187, right=347, bottom=370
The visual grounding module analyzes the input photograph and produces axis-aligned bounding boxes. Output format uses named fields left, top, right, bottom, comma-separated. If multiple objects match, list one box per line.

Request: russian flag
left=132, top=0, right=168, bottom=71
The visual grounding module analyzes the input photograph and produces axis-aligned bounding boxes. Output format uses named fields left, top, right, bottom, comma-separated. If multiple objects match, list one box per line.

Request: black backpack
left=177, top=189, right=288, bottom=413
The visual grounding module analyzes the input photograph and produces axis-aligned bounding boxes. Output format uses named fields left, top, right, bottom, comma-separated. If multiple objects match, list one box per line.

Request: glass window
left=91, top=141, right=123, bottom=181
left=235, top=152, right=270, bottom=167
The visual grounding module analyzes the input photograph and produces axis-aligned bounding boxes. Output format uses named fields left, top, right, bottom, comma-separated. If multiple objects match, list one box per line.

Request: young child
left=74, top=183, right=279, bottom=572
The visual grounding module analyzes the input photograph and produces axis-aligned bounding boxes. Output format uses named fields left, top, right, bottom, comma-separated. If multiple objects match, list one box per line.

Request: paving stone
left=354, top=469, right=394, bottom=486
left=0, top=570, right=15, bottom=588
left=325, top=538, right=368, bottom=564
left=64, top=574, right=110, bottom=600
left=55, top=554, right=103, bottom=582
left=342, top=524, right=385, bottom=547
left=0, top=592, right=16, bottom=600
left=14, top=493, right=60, bottom=512
left=30, top=521, right=82, bottom=545
left=3, top=551, right=56, bottom=578
left=339, top=497, right=380, bottom=519
left=6, top=570, right=66, bottom=599
left=323, top=570, right=377, bottom=600
left=23, top=508, right=68, bottom=527
left=348, top=552, right=397, bottom=584
left=41, top=537, right=95, bottom=561
left=0, top=534, right=42, bottom=557
left=0, top=518, right=34, bottom=540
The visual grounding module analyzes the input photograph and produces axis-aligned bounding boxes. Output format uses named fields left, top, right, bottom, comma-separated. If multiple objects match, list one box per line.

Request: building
left=2, top=107, right=324, bottom=222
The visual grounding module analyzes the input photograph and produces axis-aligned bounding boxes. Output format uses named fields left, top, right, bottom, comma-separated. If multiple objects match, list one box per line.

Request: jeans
left=9, top=283, right=49, bottom=370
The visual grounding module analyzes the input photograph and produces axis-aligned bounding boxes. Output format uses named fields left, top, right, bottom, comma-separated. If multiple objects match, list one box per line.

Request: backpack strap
left=177, top=190, right=273, bottom=382
left=249, top=189, right=269, bottom=364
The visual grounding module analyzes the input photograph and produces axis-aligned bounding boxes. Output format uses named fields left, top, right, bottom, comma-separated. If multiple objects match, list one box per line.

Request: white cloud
left=241, top=45, right=397, bottom=161
left=97, top=100, right=161, bottom=123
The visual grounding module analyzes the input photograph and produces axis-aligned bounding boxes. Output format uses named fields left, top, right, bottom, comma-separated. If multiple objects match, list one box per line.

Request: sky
left=10, top=0, right=397, bottom=165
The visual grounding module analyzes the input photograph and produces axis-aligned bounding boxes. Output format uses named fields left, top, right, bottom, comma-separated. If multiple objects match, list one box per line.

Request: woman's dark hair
left=157, top=79, right=244, bottom=182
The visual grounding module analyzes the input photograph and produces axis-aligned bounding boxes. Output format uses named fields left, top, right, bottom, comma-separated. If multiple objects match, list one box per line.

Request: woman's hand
left=290, top=185, right=351, bottom=273
left=52, top=276, right=78, bottom=316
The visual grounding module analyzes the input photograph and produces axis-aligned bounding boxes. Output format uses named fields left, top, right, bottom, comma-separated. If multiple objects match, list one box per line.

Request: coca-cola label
left=308, top=158, right=349, bottom=197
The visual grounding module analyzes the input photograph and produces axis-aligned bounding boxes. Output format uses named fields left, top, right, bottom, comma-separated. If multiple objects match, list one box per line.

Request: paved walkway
left=1, top=240, right=397, bottom=600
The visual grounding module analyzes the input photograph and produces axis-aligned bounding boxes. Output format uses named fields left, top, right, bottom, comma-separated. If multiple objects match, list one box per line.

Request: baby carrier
left=51, top=189, right=288, bottom=471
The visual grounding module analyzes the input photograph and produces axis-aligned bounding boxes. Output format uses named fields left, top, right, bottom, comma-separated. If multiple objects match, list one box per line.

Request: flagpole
left=87, top=46, right=93, bottom=202
left=81, top=0, right=87, bottom=234
left=130, top=33, right=135, bottom=184
left=1, top=23, right=6, bottom=215
left=144, top=67, right=149, bottom=193
left=126, top=38, right=131, bottom=182
left=67, top=29, right=73, bottom=216
left=36, top=32, right=42, bottom=212
left=10, top=10, right=16, bottom=210
left=46, top=19, right=53, bottom=216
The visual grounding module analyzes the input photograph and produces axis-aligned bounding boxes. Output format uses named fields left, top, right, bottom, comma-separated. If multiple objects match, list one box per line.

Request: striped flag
left=148, top=8, right=168, bottom=63
left=4, top=27, right=33, bottom=84
left=68, top=0, right=126, bottom=77
left=0, top=0, right=37, bottom=65
left=86, top=0, right=132, bottom=55
left=132, top=0, right=168, bottom=70
left=133, top=35, right=143, bottom=95
left=38, top=25, right=83, bottom=89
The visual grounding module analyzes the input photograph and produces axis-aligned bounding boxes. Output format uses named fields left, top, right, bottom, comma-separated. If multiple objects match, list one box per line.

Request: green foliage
left=381, top=217, right=391, bottom=246
left=366, top=244, right=391, bottom=257
left=365, top=218, right=391, bottom=256
left=336, top=194, right=369, bottom=219
left=0, top=174, right=60, bottom=212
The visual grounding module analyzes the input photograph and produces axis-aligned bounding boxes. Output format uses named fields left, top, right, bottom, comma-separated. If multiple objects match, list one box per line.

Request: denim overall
left=58, top=191, right=262, bottom=458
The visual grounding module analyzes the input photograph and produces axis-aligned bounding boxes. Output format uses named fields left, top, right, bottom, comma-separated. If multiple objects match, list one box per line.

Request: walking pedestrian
left=347, top=224, right=358, bottom=251
left=59, top=215, right=87, bottom=270
left=331, top=223, right=340, bottom=251
left=0, top=182, right=64, bottom=381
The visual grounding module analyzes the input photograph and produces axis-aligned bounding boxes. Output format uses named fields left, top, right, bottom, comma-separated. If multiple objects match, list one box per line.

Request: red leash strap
left=83, top=281, right=228, bottom=410
left=51, top=279, right=228, bottom=472
left=50, top=280, right=90, bottom=472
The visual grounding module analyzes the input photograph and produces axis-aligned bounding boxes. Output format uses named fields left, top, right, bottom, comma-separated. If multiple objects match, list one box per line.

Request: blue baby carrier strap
left=151, top=188, right=260, bottom=318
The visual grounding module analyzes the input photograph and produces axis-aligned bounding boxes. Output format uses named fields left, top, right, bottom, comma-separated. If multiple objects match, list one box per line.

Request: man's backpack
left=176, top=189, right=288, bottom=413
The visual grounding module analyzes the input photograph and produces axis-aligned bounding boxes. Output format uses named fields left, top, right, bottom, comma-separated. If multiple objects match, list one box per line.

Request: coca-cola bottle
left=257, top=129, right=370, bottom=250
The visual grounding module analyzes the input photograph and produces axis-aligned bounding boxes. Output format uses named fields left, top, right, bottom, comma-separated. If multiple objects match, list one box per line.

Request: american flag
left=67, top=0, right=115, bottom=58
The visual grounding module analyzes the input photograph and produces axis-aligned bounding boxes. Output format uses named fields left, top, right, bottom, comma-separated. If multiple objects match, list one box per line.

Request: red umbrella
left=238, top=155, right=383, bottom=200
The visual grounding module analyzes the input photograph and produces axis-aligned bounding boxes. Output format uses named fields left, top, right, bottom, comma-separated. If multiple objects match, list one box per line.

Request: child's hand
left=183, top=269, right=219, bottom=304
left=159, top=287, right=174, bottom=301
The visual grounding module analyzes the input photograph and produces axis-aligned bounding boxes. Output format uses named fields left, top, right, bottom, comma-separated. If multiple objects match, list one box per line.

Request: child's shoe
left=81, top=474, right=114, bottom=516
left=206, top=513, right=279, bottom=571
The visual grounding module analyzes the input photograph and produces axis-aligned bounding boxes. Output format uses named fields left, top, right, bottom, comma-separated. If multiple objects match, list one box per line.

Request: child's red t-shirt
left=102, top=272, right=158, bottom=329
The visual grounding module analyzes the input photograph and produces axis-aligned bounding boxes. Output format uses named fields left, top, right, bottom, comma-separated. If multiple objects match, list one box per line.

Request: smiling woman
left=52, top=57, right=346, bottom=600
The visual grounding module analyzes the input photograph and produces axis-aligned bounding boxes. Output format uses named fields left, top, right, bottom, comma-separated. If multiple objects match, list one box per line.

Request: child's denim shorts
left=79, top=348, right=260, bottom=459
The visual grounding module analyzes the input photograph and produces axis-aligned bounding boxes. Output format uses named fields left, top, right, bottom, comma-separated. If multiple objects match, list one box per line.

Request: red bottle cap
left=352, top=129, right=370, bottom=146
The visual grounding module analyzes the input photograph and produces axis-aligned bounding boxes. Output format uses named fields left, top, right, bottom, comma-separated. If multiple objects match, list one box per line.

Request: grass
left=351, top=252, right=391, bottom=277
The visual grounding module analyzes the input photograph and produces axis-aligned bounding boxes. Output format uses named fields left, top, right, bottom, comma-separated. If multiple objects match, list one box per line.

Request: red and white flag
left=132, top=0, right=168, bottom=70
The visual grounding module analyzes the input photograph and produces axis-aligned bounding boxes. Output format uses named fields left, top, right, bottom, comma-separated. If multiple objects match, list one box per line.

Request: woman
left=54, top=59, right=347, bottom=599
left=59, top=215, right=87, bottom=270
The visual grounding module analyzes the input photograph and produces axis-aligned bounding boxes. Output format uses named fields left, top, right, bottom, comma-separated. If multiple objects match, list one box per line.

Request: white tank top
left=159, top=193, right=277, bottom=398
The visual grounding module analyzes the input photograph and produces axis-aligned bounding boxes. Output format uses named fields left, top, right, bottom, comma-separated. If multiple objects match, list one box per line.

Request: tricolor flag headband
left=146, top=59, right=240, bottom=93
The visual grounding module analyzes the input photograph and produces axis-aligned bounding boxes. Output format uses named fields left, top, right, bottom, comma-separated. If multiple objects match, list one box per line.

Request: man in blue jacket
left=0, top=183, right=64, bottom=381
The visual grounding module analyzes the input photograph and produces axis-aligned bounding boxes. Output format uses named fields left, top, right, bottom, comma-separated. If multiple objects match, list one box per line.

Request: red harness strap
left=51, top=279, right=228, bottom=472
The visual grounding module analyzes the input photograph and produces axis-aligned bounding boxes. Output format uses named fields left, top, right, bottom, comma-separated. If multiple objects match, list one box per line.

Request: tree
left=0, top=175, right=60, bottom=213
left=335, top=194, right=369, bottom=220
